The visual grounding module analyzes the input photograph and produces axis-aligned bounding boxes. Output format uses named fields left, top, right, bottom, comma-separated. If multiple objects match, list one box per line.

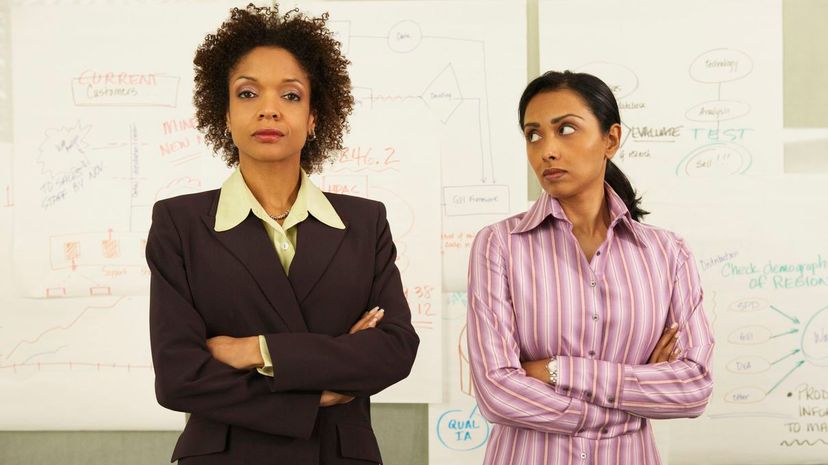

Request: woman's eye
left=526, top=132, right=541, bottom=143
left=283, top=92, right=301, bottom=102
left=560, top=124, right=575, bottom=135
left=238, top=89, right=256, bottom=98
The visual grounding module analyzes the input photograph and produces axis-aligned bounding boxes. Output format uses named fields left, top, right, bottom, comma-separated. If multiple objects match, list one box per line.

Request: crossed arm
left=466, top=227, right=714, bottom=435
left=147, top=201, right=418, bottom=438
left=205, top=308, right=387, bottom=407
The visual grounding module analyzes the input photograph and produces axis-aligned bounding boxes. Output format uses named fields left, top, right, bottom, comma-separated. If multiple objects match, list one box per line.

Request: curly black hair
left=193, top=3, right=354, bottom=172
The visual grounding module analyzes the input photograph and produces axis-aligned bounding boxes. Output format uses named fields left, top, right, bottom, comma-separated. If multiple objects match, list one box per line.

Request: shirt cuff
left=257, top=335, right=274, bottom=377
left=555, top=355, right=623, bottom=408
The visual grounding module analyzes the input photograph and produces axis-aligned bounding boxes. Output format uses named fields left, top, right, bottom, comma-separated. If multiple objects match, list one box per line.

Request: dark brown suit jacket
left=146, top=189, right=419, bottom=464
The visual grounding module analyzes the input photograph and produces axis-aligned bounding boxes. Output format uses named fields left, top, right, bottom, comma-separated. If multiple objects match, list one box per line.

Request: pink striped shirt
left=467, top=185, right=714, bottom=465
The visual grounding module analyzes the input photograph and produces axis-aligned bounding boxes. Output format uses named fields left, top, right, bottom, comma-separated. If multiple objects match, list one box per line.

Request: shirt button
left=590, top=281, right=596, bottom=287
left=585, top=390, right=593, bottom=398
left=588, top=350, right=596, bottom=357
left=281, top=242, right=290, bottom=250
left=596, top=251, right=601, bottom=256
left=602, top=428, right=609, bottom=434
left=607, top=395, right=616, bottom=403
left=580, top=452, right=587, bottom=459
left=592, top=314, right=599, bottom=321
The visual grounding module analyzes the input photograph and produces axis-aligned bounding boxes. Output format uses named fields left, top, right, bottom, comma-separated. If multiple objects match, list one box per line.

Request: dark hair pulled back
left=518, top=70, right=649, bottom=221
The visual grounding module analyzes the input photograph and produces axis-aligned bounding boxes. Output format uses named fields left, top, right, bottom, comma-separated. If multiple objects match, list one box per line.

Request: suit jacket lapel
left=288, top=216, right=347, bottom=304
left=202, top=213, right=308, bottom=333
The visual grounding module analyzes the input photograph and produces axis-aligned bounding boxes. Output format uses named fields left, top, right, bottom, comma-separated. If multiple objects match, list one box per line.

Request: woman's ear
left=605, top=123, right=622, bottom=160
left=308, top=111, right=316, bottom=136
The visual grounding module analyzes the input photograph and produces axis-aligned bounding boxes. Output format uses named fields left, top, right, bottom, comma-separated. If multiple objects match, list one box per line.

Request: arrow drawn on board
left=769, top=328, right=799, bottom=339
left=770, top=349, right=801, bottom=366
left=769, top=305, right=800, bottom=324
left=766, top=360, right=805, bottom=395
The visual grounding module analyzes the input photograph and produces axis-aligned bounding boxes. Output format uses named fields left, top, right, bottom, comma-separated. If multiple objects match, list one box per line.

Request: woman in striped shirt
left=467, top=71, right=714, bottom=465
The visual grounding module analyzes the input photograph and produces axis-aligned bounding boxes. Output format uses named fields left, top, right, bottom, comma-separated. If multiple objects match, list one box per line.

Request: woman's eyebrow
left=549, top=113, right=584, bottom=124
left=522, top=113, right=584, bottom=130
left=232, top=76, right=306, bottom=87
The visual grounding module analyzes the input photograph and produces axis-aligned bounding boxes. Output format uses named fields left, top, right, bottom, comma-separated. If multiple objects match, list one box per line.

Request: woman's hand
left=648, top=322, right=680, bottom=363
left=518, top=323, right=680, bottom=387
left=205, top=335, right=263, bottom=370
left=349, top=306, right=385, bottom=334
left=521, top=359, right=553, bottom=384
left=317, top=306, right=386, bottom=408
left=320, top=390, right=355, bottom=407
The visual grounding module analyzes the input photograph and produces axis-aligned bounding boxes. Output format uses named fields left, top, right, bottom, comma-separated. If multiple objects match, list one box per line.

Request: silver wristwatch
left=546, top=356, right=558, bottom=386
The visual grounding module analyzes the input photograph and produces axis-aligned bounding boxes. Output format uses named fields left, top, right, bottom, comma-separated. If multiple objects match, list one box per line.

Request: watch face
left=546, top=358, right=558, bottom=385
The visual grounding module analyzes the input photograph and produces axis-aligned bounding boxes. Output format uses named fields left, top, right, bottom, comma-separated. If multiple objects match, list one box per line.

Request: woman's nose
left=258, top=109, right=280, bottom=120
left=542, top=142, right=561, bottom=160
left=257, top=96, right=281, bottom=120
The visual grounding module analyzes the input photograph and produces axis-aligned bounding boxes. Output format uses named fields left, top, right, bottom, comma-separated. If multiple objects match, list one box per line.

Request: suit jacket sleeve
left=262, top=202, right=420, bottom=397
left=147, top=200, right=320, bottom=438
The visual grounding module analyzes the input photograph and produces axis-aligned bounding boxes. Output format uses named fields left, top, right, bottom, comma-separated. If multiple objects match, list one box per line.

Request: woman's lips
left=253, top=129, right=284, bottom=142
left=543, top=168, right=567, bottom=181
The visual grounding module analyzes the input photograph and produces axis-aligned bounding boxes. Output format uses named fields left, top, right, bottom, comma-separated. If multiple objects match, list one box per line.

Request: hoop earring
left=307, top=130, right=316, bottom=141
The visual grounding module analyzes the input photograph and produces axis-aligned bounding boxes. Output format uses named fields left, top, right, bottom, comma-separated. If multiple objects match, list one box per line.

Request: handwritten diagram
left=540, top=0, right=782, bottom=197
left=678, top=48, right=756, bottom=176
left=312, top=1, right=527, bottom=292
left=13, top=114, right=228, bottom=297
left=648, top=174, right=828, bottom=465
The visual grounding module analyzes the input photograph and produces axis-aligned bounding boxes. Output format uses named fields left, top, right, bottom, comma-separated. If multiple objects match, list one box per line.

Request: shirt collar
left=510, top=183, right=644, bottom=245
left=214, top=168, right=345, bottom=232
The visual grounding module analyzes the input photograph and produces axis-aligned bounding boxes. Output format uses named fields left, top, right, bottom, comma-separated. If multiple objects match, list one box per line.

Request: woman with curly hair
left=145, top=4, right=419, bottom=464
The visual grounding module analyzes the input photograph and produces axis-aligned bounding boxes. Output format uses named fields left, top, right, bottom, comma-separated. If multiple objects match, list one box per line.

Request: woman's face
left=522, top=89, right=620, bottom=201
left=226, top=46, right=315, bottom=167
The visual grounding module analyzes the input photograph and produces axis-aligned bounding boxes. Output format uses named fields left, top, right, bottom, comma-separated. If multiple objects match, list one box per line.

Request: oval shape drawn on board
left=576, top=62, right=639, bottom=100
left=802, top=305, right=828, bottom=367
left=436, top=406, right=490, bottom=451
left=689, top=48, right=753, bottom=83
left=728, top=325, right=771, bottom=345
left=728, top=298, right=769, bottom=314
left=726, top=355, right=770, bottom=374
left=677, top=143, right=751, bottom=177
left=387, top=20, right=422, bottom=53
left=685, top=100, right=751, bottom=123
left=724, top=386, right=766, bottom=404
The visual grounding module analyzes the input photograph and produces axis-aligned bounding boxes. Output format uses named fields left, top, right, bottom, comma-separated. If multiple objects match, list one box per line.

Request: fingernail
left=377, top=309, right=385, bottom=314
left=670, top=322, right=678, bottom=329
